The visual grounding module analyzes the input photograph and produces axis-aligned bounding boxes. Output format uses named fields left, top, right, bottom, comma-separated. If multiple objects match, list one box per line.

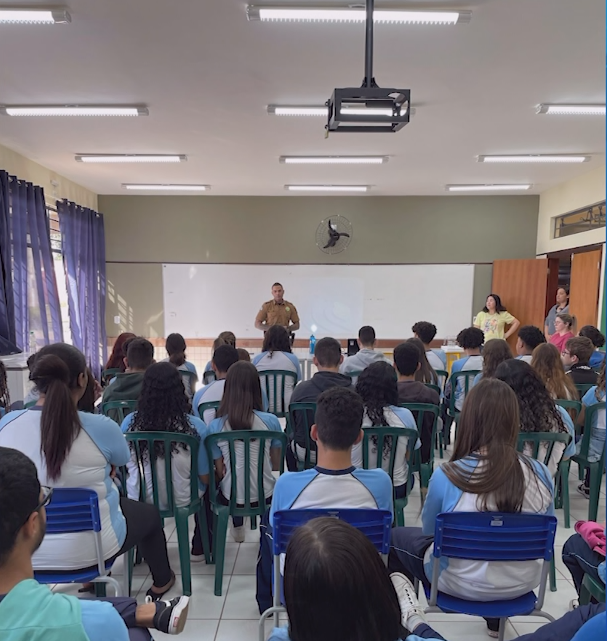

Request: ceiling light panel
left=477, top=155, right=591, bottom=164
left=247, top=6, right=471, bottom=25
left=280, top=156, right=388, bottom=164
left=123, top=184, right=209, bottom=191
left=286, top=185, right=369, bottom=192
left=1, top=105, right=148, bottom=117
left=0, top=8, right=70, bottom=23
left=446, top=184, right=532, bottom=192
left=536, top=104, right=606, bottom=115
left=75, top=155, right=187, bottom=163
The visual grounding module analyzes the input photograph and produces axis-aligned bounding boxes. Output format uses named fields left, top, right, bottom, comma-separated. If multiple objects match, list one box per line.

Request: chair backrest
left=578, top=401, right=607, bottom=463
left=361, top=426, right=418, bottom=490
left=179, top=369, right=197, bottom=397
left=203, top=370, right=216, bottom=385
left=448, top=370, right=481, bottom=414
left=258, top=370, right=298, bottom=418
left=287, top=402, right=317, bottom=470
left=435, top=369, right=449, bottom=390
left=102, top=368, right=120, bottom=385
left=516, top=431, right=572, bottom=468
left=272, top=508, right=393, bottom=556
left=424, top=383, right=442, bottom=396
left=198, top=400, right=221, bottom=423
left=576, top=383, right=595, bottom=396
left=205, top=430, right=287, bottom=517
left=348, top=370, right=364, bottom=384
left=101, top=399, right=138, bottom=423
left=125, top=431, right=201, bottom=517
left=24, top=400, right=37, bottom=409
left=555, top=398, right=583, bottom=423
left=399, top=402, right=440, bottom=467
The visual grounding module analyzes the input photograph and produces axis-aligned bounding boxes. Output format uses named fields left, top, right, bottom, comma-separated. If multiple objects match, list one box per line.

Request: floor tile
left=222, top=575, right=260, bottom=619
left=233, top=543, right=259, bottom=575
left=217, top=619, right=273, bottom=641
left=420, top=618, right=518, bottom=640
left=152, top=619, right=219, bottom=641
left=166, top=542, right=238, bottom=575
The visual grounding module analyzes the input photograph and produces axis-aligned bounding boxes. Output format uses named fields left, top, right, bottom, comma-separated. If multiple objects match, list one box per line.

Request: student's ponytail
left=166, top=333, right=187, bottom=367
left=30, top=345, right=85, bottom=481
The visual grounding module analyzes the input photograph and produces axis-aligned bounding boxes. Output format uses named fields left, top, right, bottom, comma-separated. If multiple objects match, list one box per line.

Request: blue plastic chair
left=425, top=512, right=557, bottom=641
left=258, top=508, right=392, bottom=641
left=34, top=487, right=124, bottom=597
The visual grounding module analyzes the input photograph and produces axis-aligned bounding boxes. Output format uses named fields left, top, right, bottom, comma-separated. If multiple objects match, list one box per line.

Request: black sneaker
left=577, top=483, right=590, bottom=499
left=148, top=595, right=190, bottom=635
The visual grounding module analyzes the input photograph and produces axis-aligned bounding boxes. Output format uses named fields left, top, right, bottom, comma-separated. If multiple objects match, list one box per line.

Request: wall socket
left=114, top=316, right=121, bottom=325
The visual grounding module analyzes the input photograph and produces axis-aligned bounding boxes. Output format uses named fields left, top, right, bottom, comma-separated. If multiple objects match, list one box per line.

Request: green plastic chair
left=101, top=400, right=138, bottom=424
left=204, top=430, right=287, bottom=596
left=361, top=426, right=418, bottom=527
left=399, top=403, right=440, bottom=503
left=203, top=370, right=217, bottom=385
left=435, top=369, right=449, bottom=392
left=286, top=402, right=317, bottom=470
left=198, top=400, right=221, bottom=424
left=348, top=370, right=364, bottom=384
left=102, top=368, right=120, bottom=385
left=24, top=400, right=38, bottom=409
left=125, top=432, right=211, bottom=596
left=424, top=383, right=442, bottom=396
left=572, top=402, right=606, bottom=522
left=576, top=383, right=595, bottom=397
left=445, top=370, right=481, bottom=447
left=580, top=572, right=606, bottom=605
left=555, top=399, right=583, bottom=425
left=258, top=370, right=298, bottom=418
left=180, top=370, right=198, bottom=399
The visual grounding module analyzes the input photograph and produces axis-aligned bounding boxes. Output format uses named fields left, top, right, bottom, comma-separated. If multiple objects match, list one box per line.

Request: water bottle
left=29, top=331, right=37, bottom=354
left=309, top=334, right=316, bottom=355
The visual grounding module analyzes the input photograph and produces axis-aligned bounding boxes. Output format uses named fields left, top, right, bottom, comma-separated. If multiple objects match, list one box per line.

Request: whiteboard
left=163, top=264, right=474, bottom=339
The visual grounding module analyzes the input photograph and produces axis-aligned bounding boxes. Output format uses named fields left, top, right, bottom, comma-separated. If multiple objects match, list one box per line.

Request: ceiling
left=0, top=0, right=604, bottom=196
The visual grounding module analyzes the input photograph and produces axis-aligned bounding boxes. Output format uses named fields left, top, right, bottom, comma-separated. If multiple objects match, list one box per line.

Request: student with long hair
left=0, top=343, right=178, bottom=601
left=164, top=333, right=198, bottom=400
left=389, top=379, right=554, bottom=638
left=105, top=332, right=136, bottom=371
left=203, top=331, right=236, bottom=375
left=473, top=338, right=512, bottom=385
left=412, top=320, right=447, bottom=371
left=208, top=361, right=283, bottom=542
left=406, top=337, right=438, bottom=385
left=354, top=362, right=419, bottom=498
left=473, top=293, right=520, bottom=342
left=495, top=359, right=575, bottom=477
left=77, top=367, right=103, bottom=413
left=531, top=343, right=578, bottom=400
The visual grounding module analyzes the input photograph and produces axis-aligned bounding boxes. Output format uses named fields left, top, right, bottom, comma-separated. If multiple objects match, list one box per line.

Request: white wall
left=536, top=165, right=606, bottom=255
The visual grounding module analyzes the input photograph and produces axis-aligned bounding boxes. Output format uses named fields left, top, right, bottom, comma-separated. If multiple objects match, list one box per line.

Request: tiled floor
left=53, top=458, right=605, bottom=641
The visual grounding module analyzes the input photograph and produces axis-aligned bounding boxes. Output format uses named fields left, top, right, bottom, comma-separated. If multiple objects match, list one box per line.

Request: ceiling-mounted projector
left=326, top=0, right=410, bottom=133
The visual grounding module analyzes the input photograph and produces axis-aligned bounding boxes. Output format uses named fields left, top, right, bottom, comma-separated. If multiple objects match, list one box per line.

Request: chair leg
left=396, top=506, right=405, bottom=527
left=437, top=432, right=444, bottom=459
left=588, top=464, right=601, bottom=522
left=560, top=462, right=571, bottom=529
left=175, top=508, right=192, bottom=596
left=549, top=557, right=557, bottom=592
left=578, top=461, right=585, bottom=481
left=197, top=504, right=212, bottom=564
left=213, top=512, right=230, bottom=596
left=497, top=617, right=506, bottom=641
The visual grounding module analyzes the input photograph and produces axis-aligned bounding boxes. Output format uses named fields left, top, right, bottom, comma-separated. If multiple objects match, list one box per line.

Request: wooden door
left=492, top=259, right=550, bottom=350
left=569, top=249, right=602, bottom=330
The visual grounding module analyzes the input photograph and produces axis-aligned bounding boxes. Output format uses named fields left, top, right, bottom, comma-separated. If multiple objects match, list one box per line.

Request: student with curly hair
left=531, top=343, right=578, bottom=400
left=516, top=325, right=546, bottom=364
left=579, top=325, right=606, bottom=369
left=446, top=327, right=484, bottom=412
left=473, top=338, right=512, bottom=385
left=412, top=320, right=447, bottom=371
left=495, top=359, right=575, bottom=477
left=355, top=362, right=419, bottom=498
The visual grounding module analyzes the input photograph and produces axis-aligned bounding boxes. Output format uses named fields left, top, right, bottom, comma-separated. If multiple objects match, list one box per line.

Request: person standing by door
left=545, top=287, right=570, bottom=340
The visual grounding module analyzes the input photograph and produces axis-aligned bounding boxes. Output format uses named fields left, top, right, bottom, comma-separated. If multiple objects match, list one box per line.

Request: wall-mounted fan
left=316, top=216, right=353, bottom=254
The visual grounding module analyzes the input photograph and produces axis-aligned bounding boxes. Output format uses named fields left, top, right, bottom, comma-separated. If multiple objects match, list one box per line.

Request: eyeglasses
left=562, top=351, right=571, bottom=357
left=21, top=486, right=53, bottom=527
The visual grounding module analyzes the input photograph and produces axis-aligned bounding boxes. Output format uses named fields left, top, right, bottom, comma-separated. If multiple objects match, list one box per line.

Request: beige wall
left=0, top=142, right=98, bottom=210
left=100, top=194, right=539, bottom=336
left=536, top=165, right=606, bottom=255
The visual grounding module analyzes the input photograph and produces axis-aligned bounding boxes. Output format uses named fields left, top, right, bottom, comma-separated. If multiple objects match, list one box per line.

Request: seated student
left=532, top=342, right=578, bottom=400
left=0, top=447, right=190, bottom=640
left=562, top=526, right=606, bottom=605
left=163, top=333, right=198, bottom=400
left=207, top=361, right=283, bottom=543
left=23, top=354, right=40, bottom=407
left=77, top=368, right=103, bottom=414
left=516, top=325, right=547, bottom=363
left=407, top=337, right=439, bottom=385
left=0, top=361, right=10, bottom=412
left=579, top=325, right=607, bottom=369
left=562, top=336, right=599, bottom=386
left=252, top=325, right=302, bottom=408
left=354, top=362, right=419, bottom=498
left=270, top=515, right=606, bottom=641
left=495, top=359, right=576, bottom=477
left=286, top=337, right=353, bottom=471
left=445, top=327, right=484, bottom=412
left=577, top=362, right=606, bottom=498
left=105, top=332, right=136, bottom=372
left=394, top=341, right=441, bottom=465
left=236, top=347, right=251, bottom=361
left=412, top=321, right=447, bottom=371
left=340, top=325, right=390, bottom=377
left=102, top=338, right=155, bottom=420
left=256, top=386, right=393, bottom=614
left=473, top=338, right=512, bottom=385
left=203, top=331, right=236, bottom=375
left=389, top=379, right=554, bottom=638
left=192, top=345, right=239, bottom=423
left=549, top=312, right=575, bottom=353
left=0, top=344, right=178, bottom=600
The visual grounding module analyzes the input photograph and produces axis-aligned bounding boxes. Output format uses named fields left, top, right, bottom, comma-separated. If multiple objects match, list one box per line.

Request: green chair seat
left=287, top=402, right=317, bottom=471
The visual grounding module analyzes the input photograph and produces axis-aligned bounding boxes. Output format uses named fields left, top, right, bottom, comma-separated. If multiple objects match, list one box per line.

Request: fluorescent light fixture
left=477, top=154, right=591, bottom=164
left=1, top=105, right=148, bottom=117
left=123, top=184, right=209, bottom=191
left=268, top=105, right=328, bottom=116
left=286, top=185, right=369, bottom=192
left=446, top=184, right=532, bottom=192
left=247, top=6, right=471, bottom=24
left=75, top=154, right=187, bottom=163
left=537, top=104, right=606, bottom=116
left=0, top=8, right=70, bottom=23
left=280, top=156, right=388, bottom=165
left=340, top=106, right=407, bottom=117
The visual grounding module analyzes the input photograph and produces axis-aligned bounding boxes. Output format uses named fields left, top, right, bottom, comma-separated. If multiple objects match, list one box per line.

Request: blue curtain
left=57, top=199, right=107, bottom=378
left=0, top=171, right=63, bottom=351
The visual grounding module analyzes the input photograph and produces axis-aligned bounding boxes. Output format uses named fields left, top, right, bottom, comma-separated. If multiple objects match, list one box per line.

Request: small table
left=441, top=346, right=465, bottom=374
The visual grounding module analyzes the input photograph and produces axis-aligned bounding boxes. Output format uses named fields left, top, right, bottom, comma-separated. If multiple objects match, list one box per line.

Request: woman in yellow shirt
left=474, top=294, right=520, bottom=342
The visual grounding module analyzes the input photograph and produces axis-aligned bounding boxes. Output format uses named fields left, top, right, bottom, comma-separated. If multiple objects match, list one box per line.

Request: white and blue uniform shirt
left=161, top=359, right=198, bottom=400
left=581, top=387, right=606, bottom=462
left=516, top=354, right=533, bottom=364
left=193, top=378, right=269, bottom=423
left=253, top=351, right=302, bottom=411
left=450, top=355, right=483, bottom=411
left=426, top=349, right=447, bottom=372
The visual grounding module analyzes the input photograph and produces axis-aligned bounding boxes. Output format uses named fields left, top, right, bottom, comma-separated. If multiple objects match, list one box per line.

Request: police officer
left=255, top=283, right=300, bottom=334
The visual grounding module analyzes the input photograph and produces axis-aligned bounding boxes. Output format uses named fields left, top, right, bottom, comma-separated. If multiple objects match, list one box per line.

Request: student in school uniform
left=532, top=343, right=578, bottom=401
left=105, top=332, right=137, bottom=372
left=412, top=321, right=447, bottom=371
left=202, top=331, right=236, bottom=380
left=255, top=386, right=393, bottom=614
left=252, top=325, right=302, bottom=409
left=163, top=333, right=198, bottom=401
left=473, top=294, right=520, bottom=343
left=407, top=338, right=439, bottom=386
left=516, top=325, right=546, bottom=364
left=192, top=345, right=239, bottom=424
left=388, top=379, right=555, bottom=638
left=340, top=325, right=390, bottom=376
left=445, top=327, right=484, bottom=412
left=562, top=336, right=599, bottom=386
left=579, top=325, right=607, bottom=369
left=472, top=338, right=512, bottom=386
left=354, top=362, right=419, bottom=499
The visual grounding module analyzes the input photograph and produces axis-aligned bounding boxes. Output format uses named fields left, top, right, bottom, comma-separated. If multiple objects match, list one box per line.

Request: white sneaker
left=390, top=573, right=427, bottom=633
left=190, top=552, right=205, bottom=563
left=231, top=525, right=245, bottom=543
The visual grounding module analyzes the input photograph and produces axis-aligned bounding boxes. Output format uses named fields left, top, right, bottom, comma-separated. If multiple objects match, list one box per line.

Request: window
left=48, top=207, right=72, bottom=344
left=553, top=201, right=606, bottom=239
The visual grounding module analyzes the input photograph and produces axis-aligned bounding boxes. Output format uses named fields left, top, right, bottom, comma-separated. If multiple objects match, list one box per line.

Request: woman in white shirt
left=0, top=343, right=177, bottom=600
